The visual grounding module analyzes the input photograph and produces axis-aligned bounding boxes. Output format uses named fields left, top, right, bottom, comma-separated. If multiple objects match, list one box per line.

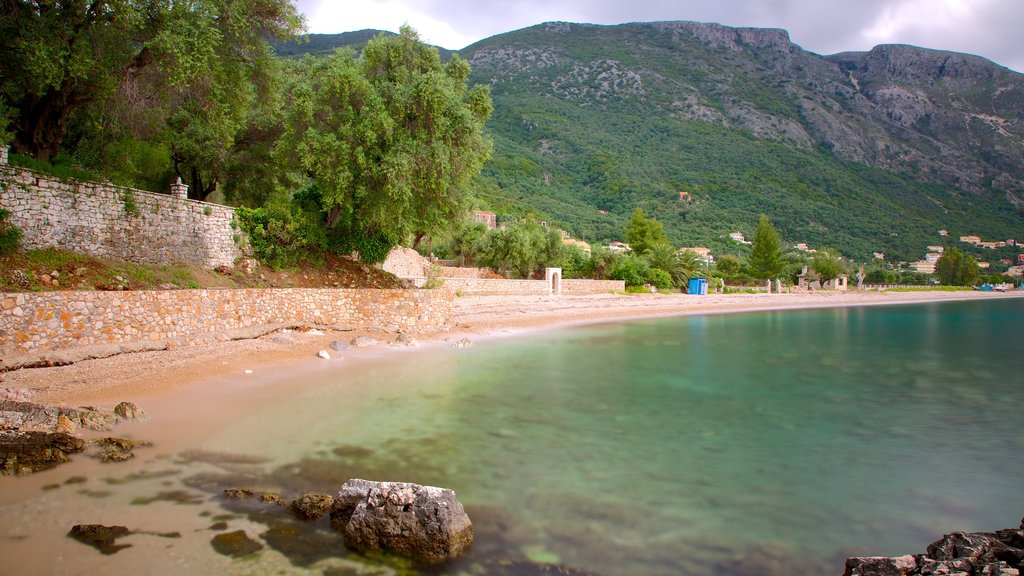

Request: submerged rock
left=68, top=524, right=132, bottom=555
left=0, top=431, right=86, bottom=475
left=224, top=488, right=287, bottom=506
left=113, top=402, right=146, bottom=422
left=453, top=338, right=473, bottom=349
left=91, top=437, right=153, bottom=463
left=334, top=478, right=473, bottom=565
left=211, top=530, right=264, bottom=558
left=291, top=493, right=336, bottom=521
left=350, top=336, right=379, bottom=348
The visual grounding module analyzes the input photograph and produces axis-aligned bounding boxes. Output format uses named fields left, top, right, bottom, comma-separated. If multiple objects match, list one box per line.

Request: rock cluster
left=844, top=520, right=1024, bottom=576
left=0, top=431, right=85, bottom=475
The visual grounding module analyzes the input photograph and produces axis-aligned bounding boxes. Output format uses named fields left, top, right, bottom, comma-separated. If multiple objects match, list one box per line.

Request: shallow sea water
left=2, top=299, right=1023, bottom=575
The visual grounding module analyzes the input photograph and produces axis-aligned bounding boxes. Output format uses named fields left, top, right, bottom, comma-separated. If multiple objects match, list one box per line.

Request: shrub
left=646, top=267, right=673, bottom=289
left=609, top=254, right=650, bottom=287
left=0, top=208, right=22, bottom=255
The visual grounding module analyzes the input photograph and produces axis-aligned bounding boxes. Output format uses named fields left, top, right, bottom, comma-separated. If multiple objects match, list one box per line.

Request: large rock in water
left=0, top=431, right=86, bottom=475
left=333, top=479, right=473, bottom=565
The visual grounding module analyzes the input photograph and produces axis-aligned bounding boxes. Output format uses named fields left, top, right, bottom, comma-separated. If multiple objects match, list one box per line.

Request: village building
left=909, top=261, right=936, bottom=274
left=678, top=191, right=692, bottom=202
left=729, top=232, right=751, bottom=244
left=562, top=237, right=592, bottom=255
left=1006, top=266, right=1024, bottom=277
left=609, top=241, right=631, bottom=253
left=938, top=229, right=949, bottom=237
left=678, top=247, right=714, bottom=265
left=960, top=235, right=982, bottom=244
left=924, top=252, right=942, bottom=263
left=472, top=210, right=497, bottom=229
left=977, top=262, right=991, bottom=269
left=796, top=267, right=848, bottom=290
left=927, top=246, right=945, bottom=253
left=873, top=252, right=885, bottom=260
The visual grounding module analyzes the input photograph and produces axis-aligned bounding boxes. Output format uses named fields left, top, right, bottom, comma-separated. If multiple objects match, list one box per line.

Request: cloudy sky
left=293, top=0, right=1024, bottom=72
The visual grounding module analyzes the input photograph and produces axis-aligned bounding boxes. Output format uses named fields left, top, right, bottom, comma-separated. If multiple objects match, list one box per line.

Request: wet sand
left=3, top=289, right=1021, bottom=406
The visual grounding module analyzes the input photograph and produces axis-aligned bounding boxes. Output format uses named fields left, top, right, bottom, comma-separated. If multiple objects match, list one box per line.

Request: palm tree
left=645, top=243, right=705, bottom=288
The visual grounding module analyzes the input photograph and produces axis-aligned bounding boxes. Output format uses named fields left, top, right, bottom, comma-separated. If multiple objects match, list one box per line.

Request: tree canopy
left=624, top=207, right=666, bottom=255
left=0, top=0, right=303, bottom=178
left=277, top=25, right=493, bottom=249
left=811, top=248, right=846, bottom=283
left=935, top=247, right=980, bottom=286
left=747, top=215, right=784, bottom=280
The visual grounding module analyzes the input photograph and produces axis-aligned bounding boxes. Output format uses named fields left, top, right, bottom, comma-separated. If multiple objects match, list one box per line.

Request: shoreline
left=3, top=289, right=1022, bottom=406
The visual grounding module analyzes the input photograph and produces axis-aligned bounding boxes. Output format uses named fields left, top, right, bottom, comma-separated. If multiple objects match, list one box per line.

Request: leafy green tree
left=645, top=243, right=706, bottom=287
left=646, top=267, right=673, bottom=290
left=714, top=254, right=742, bottom=277
left=0, top=0, right=302, bottom=166
left=479, top=221, right=562, bottom=278
left=624, top=207, right=666, bottom=255
left=811, top=248, right=846, bottom=283
left=935, top=247, right=980, bottom=286
left=450, top=221, right=489, bottom=266
left=609, top=253, right=650, bottom=287
left=747, top=215, right=784, bottom=281
left=561, top=245, right=590, bottom=279
left=278, top=26, right=493, bottom=251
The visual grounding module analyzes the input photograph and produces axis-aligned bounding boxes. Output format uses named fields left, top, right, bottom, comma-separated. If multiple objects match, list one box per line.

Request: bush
left=0, top=208, right=22, bottom=255
left=646, top=267, right=673, bottom=289
left=609, top=254, right=650, bottom=287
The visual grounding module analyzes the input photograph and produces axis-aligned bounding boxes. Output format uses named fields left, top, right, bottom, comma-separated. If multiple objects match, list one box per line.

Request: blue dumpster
left=687, top=277, right=708, bottom=295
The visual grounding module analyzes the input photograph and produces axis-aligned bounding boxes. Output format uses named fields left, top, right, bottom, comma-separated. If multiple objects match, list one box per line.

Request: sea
left=1, top=297, right=1022, bottom=575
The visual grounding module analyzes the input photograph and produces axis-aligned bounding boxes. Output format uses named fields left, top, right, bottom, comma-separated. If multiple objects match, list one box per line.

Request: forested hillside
left=458, top=22, right=1024, bottom=260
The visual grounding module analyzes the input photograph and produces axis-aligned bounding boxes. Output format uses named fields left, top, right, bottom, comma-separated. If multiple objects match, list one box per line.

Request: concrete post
left=170, top=177, right=189, bottom=199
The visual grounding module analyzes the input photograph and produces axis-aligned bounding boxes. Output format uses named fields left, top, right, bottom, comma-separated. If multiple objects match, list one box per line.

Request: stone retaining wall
left=435, top=277, right=624, bottom=295
left=0, top=166, right=242, bottom=268
left=0, top=288, right=452, bottom=369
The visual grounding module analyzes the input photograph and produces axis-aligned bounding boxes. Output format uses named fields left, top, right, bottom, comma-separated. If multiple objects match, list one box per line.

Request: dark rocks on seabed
left=68, top=524, right=132, bottom=555
left=90, top=437, right=153, bottom=463
left=211, top=530, right=264, bottom=558
left=223, top=488, right=287, bottom=506
left=0, top=431, right=85, bottom=475
left=333, top=478, right=474, bottom=565
left=843, top=518, right=1024, bottom=576
left=291, top=493, right=336, bottom=521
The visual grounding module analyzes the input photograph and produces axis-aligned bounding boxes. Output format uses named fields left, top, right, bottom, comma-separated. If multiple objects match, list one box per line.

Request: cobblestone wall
left=0, top=288, right=453, bottom=368
left=0, top=166, right=242, bottom=268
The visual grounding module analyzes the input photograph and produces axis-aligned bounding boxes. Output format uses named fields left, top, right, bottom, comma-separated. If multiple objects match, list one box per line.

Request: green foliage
left=277, top=26, right=493, bottom=246
left=625, top=207, right=666, bottom=256
left=609, top=253, right=650, bottom=287
left=646, top=267, right=673, bottom=289
left=644, top=243, right=703, bottom=287
left=811, top=248, right=846, bottom=282
left=121, top=190, right=140, bottom=218
left=8, top=153, right=102, bottom=183
left=748, top=215, right=784, bottom=280
left=423, top=263, right=445, bottom=289
left=449, top=221, right=489, bottom=266
left=714, top=254, right=742, bottom=277
left=560, top=245, right=590, bottom=279
left=234, top=199, right=326, bottom=269
left=935, top=247, right=981, bottom=286
left=479, top=220, right=562, bottom=278
left=0, top=208, right=23, bottom=255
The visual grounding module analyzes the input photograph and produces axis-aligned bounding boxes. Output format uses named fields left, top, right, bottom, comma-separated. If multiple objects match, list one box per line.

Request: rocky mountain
left=280, top=23, right=1024, bottom=260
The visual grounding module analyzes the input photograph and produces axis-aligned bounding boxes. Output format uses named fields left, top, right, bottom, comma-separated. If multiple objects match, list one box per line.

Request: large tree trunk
left=11, top=88, right=82, bottom=163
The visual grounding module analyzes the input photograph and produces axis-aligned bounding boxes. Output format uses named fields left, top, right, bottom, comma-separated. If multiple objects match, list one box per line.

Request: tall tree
left=748, top=215, right=784, bottom=281
left=624, top=207, right=666, bottom=255
left=278, top=26, right=493, bottom=248
left=935, top=247, right=980, bottom=286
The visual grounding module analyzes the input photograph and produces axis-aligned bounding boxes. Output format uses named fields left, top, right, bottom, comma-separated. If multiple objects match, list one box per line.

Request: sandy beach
left=3, top=289, right=1022, bottom=406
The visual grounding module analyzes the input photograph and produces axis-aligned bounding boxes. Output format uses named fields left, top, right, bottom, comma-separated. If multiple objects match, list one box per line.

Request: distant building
left=1007, top=266, right=1024, bottom=277
left=978, top=241, right=1006, bottom=249
left=472, top=210, right=497, bottom=229
left=729, top=232, right=751, bottom=244
left=909, top=261, right=936, bottom=274
left=927, top=246, right=945, bottom=253
left=925, top=252, right=942, bottom=263
left=1000, top=259, right=1013, bottom=265
left=977, top=262, right=991, bottom=269
left=609, top=241, right=631, bottom=253
left=1018, top=254, right=1024, bottom=265
left=873, top=252, right=886, bottom=260
left=598, top=209, right=609, bottom=215
left=678, top=191, right=692, bottom=202
left=679, top=247, right=714, bottom=264
left=960, top=235, right=982, bottom=245
left=562, top=237, right=592, bottom=255
left=794, top=243, right=810, bottom=252
left=938, top=229, right=949, bottom=237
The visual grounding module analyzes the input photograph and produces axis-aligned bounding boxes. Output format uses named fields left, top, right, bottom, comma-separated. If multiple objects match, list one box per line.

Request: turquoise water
left=2, top=299, right=1023, bottom=575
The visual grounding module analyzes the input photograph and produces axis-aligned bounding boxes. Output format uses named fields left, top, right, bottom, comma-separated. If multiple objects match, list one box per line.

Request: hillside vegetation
left=455, top=22, right=1024, bottom=261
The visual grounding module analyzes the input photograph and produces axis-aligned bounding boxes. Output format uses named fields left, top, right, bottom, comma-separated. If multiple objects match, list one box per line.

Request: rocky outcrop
left=291, top=493, right=336, bottom=521
left=90, top=437, right=153, bottom=463
left=844, top=519, right=1024, bottom=576
left=0, top=431, right=85, bottom=474
left=333, top=479, right=473, bottom=565
left=68, top=524, right=132, bottom=555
